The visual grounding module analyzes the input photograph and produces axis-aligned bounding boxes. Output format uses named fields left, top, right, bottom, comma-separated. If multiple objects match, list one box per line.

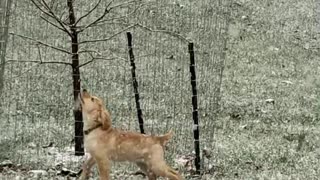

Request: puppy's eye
left=91, top=97, right=94, bottom=102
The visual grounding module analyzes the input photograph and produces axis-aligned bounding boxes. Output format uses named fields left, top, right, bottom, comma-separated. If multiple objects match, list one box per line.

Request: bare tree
left=9, top=0, right=188, bottom=155
left=20, top=0, right=143, bottom=155
left=0, top=0, right=13, bottom=93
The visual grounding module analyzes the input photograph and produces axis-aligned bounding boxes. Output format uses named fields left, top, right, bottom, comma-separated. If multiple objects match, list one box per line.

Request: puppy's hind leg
left=147, top=147, right=183, bottom=180
left=164, top=165, right=183, bottom=180
left=136, top=162, right=157, bottom=180
left=151, top=163, right=182, bottom=180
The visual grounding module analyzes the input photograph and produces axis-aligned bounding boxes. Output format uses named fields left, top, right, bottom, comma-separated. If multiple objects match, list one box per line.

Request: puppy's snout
left=75, top=97, right=82, bottom=111
left=81, top=89, right=91, bottom=98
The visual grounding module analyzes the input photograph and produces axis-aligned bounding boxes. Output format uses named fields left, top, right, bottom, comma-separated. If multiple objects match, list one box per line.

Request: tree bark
left=67, top=0, right=84, bottom=156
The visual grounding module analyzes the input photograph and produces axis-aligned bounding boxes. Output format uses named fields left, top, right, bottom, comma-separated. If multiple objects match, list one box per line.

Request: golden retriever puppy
left=78, top=89, right=182, bottom=180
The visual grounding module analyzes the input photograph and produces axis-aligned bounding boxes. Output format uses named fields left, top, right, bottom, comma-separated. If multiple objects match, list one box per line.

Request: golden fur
left=78, top=89, right=182, bottom=180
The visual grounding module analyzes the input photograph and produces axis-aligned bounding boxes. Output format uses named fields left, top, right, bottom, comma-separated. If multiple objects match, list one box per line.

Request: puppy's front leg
left=79, top=154, right=96, bottom=180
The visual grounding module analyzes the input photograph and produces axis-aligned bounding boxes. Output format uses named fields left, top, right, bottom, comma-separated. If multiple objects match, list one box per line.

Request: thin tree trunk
left=67, top=0, right=84, bottom=156
left=0, top=0, right=12, bottom=93
left=214, top=2, right=231, bottom=114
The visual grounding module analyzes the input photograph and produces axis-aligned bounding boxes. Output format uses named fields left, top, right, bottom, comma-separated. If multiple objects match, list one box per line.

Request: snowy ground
left=0, top=145, right=213, bottom=179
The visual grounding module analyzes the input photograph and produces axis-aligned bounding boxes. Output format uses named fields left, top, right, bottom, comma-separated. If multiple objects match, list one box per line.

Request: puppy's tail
left=157, top=130, right=173, bottom=147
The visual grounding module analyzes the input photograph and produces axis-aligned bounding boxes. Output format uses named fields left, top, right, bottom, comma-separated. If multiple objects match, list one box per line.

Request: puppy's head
left=79, top=89, right=111, bottom=130
left=79, top=89, right=103, bottom=113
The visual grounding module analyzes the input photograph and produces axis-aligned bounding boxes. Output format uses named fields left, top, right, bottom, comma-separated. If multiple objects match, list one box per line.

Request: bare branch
left=135, top=53, right=155, bottom=59
left=10, top=32, right=71, bottom=54
left=40, top=16, right=68, bottom=33
left=77, top=18, right=125, bottom=29
left=35, top=44, right=70, bottom=66
left=78, top=57, right=117, bottom=68
left=3, top=63, right=40, bottom=78
left=40, top=0, right=52, bottom=11
left=78, top=48, right=117, bottom=68
left=78, top=49, right=102, bottom=55
left=79, top=22, right=190, bottom=44
left=38, top=0, right=72, bottom=36
left=84, top=3, right=144, bottom=28
left=37, top=44, right=42, bottom=62
left=40, top=61, right=72, bottom=66
left=77, top=60, right=94, bottom=68
left=108, top=0, right=139, bottom=11
left=4, top=59, right=72, bottom=66
left=79, top=23, right=137, bottom=44
left=75, top=0, right=103, bottom=25
left=135, top=23, right=190, bottom=43
left=30, top=0, right=55, bottom=19
left=114, top=53, right=154, bottom=63
left=106, top=0, right=115, bottom=12
left=77, top=0, right=133, bottom=33
left=77, top=0, right=142, bottom=32
left=77, top=2, right=113, bottom=33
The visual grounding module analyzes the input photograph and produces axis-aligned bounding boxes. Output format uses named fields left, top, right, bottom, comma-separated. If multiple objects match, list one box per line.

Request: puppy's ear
left=98, top=110, right=111, bottom=130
